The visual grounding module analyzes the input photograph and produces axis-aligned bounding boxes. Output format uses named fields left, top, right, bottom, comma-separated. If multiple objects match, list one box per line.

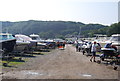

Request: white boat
left=101, top=34, right=120, bottom=52
left=94, top=34, right=109, bottom=47
left=109, top=34, right=120, bottom=45
left=14, top=34, right=32, bottom=52
left=29, top=34, right=47, bottom=49
left=29, top=34, right=41, bottom=42
left=108, top=34, right=120, bottom=52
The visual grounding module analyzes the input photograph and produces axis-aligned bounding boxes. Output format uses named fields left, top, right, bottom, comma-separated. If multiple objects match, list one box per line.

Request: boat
left=0, top=33, right=16, bottom=54
left=107, top=34, right=120, bottom=52
left=99, top=34, right=120, bottom=52
left=44, top=39, right=56, bottom=49
left=94, top=34, right=109, bottom=47
left=29, top=34, right=41, bottom=42
left=54, top=39, right=66, bottom=49
left=29, top=34, right=47, bottom=49
left=14, top=34, right=32, bottom=52
left=109, top=34, right=120, bottom=45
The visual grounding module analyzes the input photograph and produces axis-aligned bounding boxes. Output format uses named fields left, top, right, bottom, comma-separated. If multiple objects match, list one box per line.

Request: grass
left=96, top=52, right=102, bottom=55
left=1, top=57, right=25, bottom=68
left=8, top=61, right=24, bottom=66
left=0, top=56, right=31, bottom=68
left=0, top=50, right=49, bottom=68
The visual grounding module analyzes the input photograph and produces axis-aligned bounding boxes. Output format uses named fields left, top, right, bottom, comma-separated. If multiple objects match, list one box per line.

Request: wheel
left=3, top=63, right=8, bottom=67
left=97, top=60, right=101, bottom=64
left=110, top=61, right=114, bottom=65
left=83, top=51, right=85, bottom=55
left=101, top=57, right=104, bottom=61
left=19, top=58, right=22, bottom=61
left=113, top=66, right=117, bottom=70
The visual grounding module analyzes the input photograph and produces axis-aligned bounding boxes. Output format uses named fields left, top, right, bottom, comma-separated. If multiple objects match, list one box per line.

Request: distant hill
left=1, top=20, right=108, bottom=39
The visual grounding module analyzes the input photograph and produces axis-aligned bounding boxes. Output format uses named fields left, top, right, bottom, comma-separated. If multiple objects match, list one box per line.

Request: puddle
left=24, top=71, right=44, bottom=76
left=82, top=74, right=92, bottom=77
left=78, top=73, right=92, bottom=77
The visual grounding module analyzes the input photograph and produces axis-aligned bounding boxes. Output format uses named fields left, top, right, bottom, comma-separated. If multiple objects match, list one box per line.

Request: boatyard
left=0, top=32, right=120, bottom=80
left=0, top=0, right=119, bottom=80
left=0, top=44, right=119, bottom=79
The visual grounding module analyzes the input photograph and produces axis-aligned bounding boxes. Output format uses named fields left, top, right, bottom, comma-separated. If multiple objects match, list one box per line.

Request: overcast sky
left=0, top=0, right=119, bottom=25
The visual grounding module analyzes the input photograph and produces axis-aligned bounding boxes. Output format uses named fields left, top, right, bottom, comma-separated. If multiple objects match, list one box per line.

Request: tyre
left=97, top=60, right=101, bottom=64
left=100, top=57, right=104, bottom=61
left=3, top=63, right=8, bottom=67
left=113, top=66, right=117, bottom=70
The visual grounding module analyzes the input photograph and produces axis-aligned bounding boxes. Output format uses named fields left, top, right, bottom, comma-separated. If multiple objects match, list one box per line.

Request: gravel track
left=1, top=44, right=119, bottom=79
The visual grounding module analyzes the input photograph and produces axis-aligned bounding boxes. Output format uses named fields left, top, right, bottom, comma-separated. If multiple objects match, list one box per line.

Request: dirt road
left=2, top=44, right=119, bottom=79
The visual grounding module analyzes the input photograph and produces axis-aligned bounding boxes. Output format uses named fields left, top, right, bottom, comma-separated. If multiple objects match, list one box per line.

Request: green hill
left=2, top=20, right=108, bottom=39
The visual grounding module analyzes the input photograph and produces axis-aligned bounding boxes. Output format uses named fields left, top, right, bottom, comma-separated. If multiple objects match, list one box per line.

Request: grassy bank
left=0, top=51, right=49, bottom=68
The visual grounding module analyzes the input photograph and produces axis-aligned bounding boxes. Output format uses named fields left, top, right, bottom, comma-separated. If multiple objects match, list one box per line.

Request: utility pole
left=78, top=26, right=81, bottom=40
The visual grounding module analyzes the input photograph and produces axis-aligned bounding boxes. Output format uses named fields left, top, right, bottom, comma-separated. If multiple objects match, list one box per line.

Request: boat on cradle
left=106, top=34, right=120, bottom=52
left=0, top=33, right=16, bottom=57
left=14, top=34, right=32, bottom=52
left=94, top=34, right=109, bottom=47
left=29, top=34, right=47, bottom=49
left=29, top=34, right=41, bottom=42
left=44, top=39, right=56, bottom=49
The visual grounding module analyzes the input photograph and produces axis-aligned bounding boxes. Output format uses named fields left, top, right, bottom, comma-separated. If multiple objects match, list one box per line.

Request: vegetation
left=92, top=22, right=120, bottom=36
left=1, top=20, right=120, bottom=39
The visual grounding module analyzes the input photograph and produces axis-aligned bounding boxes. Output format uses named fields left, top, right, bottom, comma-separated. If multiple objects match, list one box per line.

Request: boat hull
left=14, top=42, right=30, bottom=52
left=0, top=39, right=16, bottom=53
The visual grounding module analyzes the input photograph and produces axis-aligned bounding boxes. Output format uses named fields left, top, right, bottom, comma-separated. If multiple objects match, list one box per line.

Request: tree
left=56, top=35, right=65, bottom=40
left=107, top=22, right=120, bottom=36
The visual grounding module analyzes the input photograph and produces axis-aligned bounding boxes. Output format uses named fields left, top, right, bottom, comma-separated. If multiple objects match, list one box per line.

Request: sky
left=0, top=0, right=119, bottom=25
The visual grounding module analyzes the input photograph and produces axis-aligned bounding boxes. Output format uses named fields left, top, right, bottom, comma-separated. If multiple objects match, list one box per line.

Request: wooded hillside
left=2, top=20, right=119, bottom=39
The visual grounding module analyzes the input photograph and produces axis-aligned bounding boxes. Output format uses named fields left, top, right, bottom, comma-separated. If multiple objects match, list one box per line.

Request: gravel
left=2, top=44, right=119, bottom=79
